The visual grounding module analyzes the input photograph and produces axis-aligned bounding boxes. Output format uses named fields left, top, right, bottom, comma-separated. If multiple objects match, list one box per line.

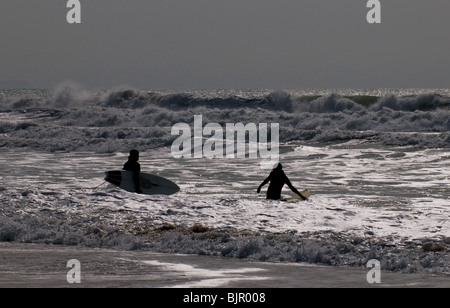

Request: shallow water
left=1, top=243, right=448, bottom=288
left=0, top=88, right=449, bottom=279
left=1, top=144, right=448, bottom=239
left=0, top=145, right=449, bottom=276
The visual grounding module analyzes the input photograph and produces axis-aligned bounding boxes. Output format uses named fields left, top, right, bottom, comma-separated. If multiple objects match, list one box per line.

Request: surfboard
left=105, top=170, right=180, bottom=195
left=282, top=189, right=310, bottom=202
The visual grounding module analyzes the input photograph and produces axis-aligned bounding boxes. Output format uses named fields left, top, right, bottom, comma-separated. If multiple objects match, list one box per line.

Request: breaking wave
left=0, top=85, right=449, bottom=152
left=1, top=85, right=449, bottom=276
left=1, top=197, right=448, bottom=275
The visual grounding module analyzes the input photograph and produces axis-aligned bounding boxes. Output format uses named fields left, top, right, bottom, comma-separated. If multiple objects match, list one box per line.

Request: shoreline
left=0, top=242, right=448, bottom=288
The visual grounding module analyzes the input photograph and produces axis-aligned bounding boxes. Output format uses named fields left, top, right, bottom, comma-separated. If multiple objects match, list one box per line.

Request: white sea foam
left=0, top=144, right=449, bottom=274
left=0, top=87, right=449, bottom=152
left=0, top=88, right=449, bottom=275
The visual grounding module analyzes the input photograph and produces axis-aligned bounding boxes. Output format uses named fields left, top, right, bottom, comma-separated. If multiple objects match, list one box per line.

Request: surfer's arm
left=285, top=177, right=307, bottom=200
left=133, top=173, right=142, bottom=193
left=133, top=165, right=143, bottom=194
left=257, top=176, right=270, bottom=193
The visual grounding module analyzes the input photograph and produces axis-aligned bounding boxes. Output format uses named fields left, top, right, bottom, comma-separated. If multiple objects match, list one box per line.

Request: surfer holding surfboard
left=123, top=149, right=143, bottom=194
left=104, top=150, right=180, bottom=196
left=257, top=163, right=308, bottom=201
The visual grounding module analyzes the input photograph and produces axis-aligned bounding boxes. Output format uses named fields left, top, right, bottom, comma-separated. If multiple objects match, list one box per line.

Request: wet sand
left=0, top=242, right=448, bottom=288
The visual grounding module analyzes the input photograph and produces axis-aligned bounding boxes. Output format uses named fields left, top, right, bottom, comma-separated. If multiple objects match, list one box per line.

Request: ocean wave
left=2, top=85, right=450, bottom=112
left=0, top=201, right=448, bottom=275
left=369, top=94, right=450, bottom=111
left=0, top=142, right=449, bottom=276
left=0, top=86, right=449, bottom=151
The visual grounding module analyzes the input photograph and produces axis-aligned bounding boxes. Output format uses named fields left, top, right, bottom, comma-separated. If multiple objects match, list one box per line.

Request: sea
left=0, top=85, right=449, bottom=288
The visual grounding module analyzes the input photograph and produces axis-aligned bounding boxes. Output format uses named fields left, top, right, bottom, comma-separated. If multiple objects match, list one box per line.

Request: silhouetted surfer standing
left=123, top=149, right=143, bottom=194
left=257, top=163, right=307, bottom=200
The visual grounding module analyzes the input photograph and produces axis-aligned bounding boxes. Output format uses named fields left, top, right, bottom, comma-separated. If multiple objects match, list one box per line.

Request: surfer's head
left=129, top=149, right=139, bottom=162
left=274, top=163, right=283, bottom=171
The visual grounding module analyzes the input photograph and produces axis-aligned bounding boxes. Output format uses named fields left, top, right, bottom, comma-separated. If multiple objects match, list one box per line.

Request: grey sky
left=1, top=0, right=449, bottom=90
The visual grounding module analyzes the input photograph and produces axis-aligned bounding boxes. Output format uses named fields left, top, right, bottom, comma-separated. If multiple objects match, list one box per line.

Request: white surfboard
left=105, top=170, right=180, bottom=195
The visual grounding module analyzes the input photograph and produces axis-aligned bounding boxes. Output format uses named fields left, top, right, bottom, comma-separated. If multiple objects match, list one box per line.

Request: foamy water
left=0, top=87, right=449, bottom=276
left=1, top=144, right=449, bottom=274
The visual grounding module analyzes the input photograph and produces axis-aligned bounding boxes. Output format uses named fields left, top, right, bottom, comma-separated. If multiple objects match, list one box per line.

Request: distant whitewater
left=0, top=86, right=449, bottom=152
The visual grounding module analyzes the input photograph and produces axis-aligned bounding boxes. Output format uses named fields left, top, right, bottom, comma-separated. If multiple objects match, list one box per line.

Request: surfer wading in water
left=123, top=149, right=143, bottom=194
left=257, top=163, right=307, bottom=201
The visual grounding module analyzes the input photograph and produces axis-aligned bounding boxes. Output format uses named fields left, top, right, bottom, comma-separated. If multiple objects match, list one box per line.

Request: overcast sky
left=1, top=0, right=449, bottom=90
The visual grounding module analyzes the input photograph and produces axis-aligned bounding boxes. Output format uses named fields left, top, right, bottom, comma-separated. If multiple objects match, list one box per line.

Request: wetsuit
left=123, top=159, right=142, bottom=193
left=258, top=168, right=306, bottom=200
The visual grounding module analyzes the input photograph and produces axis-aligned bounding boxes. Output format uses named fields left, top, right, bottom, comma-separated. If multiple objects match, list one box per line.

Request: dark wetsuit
left=123, top=160, right=142, bottom=193
left=258, top=168, right=305, bottom=200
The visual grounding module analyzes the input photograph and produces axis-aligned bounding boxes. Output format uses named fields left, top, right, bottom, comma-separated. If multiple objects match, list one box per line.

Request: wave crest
left=1, top=87, right=449, bottom=151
